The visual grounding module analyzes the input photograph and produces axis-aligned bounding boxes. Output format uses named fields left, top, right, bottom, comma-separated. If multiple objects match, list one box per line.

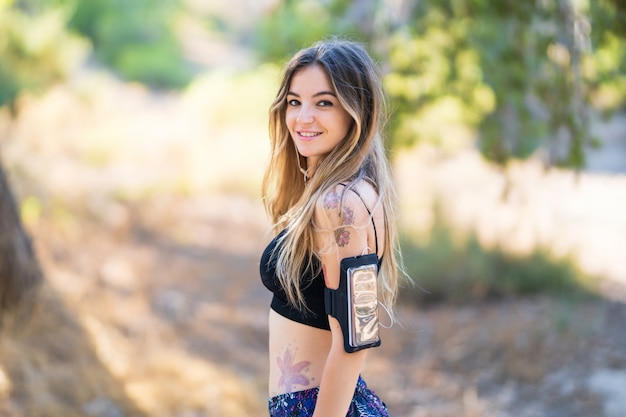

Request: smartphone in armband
left=325, top=253, right=381, bottom=353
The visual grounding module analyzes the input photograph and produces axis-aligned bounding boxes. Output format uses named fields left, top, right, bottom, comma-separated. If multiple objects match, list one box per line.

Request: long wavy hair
left=262, top=39, right=402, bottom=317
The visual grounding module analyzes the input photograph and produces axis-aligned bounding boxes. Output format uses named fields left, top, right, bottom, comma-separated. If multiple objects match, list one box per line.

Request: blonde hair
left=262, top=39, right=402, bottom=317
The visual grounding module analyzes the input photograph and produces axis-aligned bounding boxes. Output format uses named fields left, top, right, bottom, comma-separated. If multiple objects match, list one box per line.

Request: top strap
left=338, top=183, right=379, bottom=256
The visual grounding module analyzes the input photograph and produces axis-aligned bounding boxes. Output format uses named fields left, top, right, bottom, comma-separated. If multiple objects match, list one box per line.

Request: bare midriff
left=268, top=309, right=332, bottom=397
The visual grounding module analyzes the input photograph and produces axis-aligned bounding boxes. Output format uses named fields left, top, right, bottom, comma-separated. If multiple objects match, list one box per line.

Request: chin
left=295, top=146, right=317, bottom=158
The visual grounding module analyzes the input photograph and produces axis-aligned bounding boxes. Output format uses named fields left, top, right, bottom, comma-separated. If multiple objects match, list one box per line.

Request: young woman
left=260, top=39, right=402, bottom=417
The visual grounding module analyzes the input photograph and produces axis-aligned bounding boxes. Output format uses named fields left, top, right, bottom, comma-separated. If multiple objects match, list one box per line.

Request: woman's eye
left=318, top=100, right=333, bottom=107
left=287, top=99, right=300, bottom=106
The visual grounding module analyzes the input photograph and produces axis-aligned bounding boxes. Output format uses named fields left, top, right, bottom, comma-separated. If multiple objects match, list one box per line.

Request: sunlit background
left=1, top=0, right=625, bottom=416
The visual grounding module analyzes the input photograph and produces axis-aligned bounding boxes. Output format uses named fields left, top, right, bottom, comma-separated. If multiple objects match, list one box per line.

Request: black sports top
left=260, top=188, right=381, bottom=331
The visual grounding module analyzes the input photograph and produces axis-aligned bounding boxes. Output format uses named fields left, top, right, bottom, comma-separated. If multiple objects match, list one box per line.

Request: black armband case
left=324, top=253, right=381, bottom=353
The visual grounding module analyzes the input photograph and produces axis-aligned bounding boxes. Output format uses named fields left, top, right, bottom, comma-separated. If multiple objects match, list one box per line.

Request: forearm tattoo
left=323, top=190, right=355, bottom=247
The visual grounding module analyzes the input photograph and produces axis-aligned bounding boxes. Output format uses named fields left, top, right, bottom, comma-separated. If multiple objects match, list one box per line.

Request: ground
left=1, top=193, right=624, bottom=417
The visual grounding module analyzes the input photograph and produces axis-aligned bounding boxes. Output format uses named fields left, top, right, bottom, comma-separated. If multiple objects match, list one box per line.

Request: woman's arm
left=312, top=185, right=379, bottom=417
left=312, top=317, right=368, bottom=416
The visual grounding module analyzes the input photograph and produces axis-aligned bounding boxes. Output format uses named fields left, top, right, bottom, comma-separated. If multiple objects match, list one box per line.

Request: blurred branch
left=0, top=160, right=42, bottom=327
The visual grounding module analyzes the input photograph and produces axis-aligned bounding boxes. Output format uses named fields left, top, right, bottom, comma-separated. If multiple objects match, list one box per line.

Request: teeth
left=300, top=132, right=320, bottom=137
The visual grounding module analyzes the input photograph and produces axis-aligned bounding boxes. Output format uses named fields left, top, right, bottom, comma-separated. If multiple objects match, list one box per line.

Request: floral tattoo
left=277, top=347, right=311, bottom=393
left=334, top=228, right=351, bottom=247
left=323, top=190, right=340, bottom=209
left=324, top=190, right=355, bottom=247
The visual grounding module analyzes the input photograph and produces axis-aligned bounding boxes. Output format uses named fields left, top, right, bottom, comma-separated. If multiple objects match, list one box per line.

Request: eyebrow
left=287, top=91, right=337, bottom=98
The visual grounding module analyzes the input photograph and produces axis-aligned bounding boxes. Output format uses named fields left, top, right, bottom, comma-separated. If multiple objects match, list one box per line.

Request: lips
left=298, top=131, right=322, bottom=140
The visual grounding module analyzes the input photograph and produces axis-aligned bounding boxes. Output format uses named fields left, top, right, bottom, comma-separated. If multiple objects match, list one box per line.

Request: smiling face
left=286, top=64, right=353, bottom=173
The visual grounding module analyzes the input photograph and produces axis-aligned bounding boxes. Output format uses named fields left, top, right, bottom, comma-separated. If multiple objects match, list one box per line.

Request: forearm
left=312, top=321, right=368, bottom=417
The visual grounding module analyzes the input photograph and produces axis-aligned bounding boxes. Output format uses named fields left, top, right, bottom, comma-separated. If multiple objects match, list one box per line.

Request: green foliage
left=3, top=0, right=624, bottom=169
left=586, top=0, right=626, bottom=111
left=400, top=215, right=595, bottom=304
left=388, top=0, right=610, bottom=168
left=407, top=0, right=623, bottom=167
left=67, top=0, right=191, bottom=89
left=384, top=26, right=496, bottom=149
left=0, top=0, right=192, bottom=103
left=252, top=0, right=365, bottom=63
left=0, top=2, right=87, bottom=106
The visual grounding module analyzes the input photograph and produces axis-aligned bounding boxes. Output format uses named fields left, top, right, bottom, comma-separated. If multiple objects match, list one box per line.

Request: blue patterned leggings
left=268, top=376, right=389, bottom=417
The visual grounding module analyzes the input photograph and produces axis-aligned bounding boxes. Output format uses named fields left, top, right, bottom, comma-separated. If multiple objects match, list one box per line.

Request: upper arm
left=313, top=185, right=375, bottom=290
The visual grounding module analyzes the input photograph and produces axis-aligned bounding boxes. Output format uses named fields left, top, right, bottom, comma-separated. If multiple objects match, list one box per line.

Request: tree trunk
left=0, top=160, right=42, bottom=326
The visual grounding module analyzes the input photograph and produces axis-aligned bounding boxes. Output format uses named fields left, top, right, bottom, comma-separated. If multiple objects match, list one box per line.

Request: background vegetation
left=3, top=0, right=625, bottom=161
left=1, top=1, right=626, bottom=415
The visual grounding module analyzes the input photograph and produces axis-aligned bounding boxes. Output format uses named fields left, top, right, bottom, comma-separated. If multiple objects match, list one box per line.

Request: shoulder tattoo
left=323, top=190, right=341, bottom=209
left=324, top=190, right=355, bottom=247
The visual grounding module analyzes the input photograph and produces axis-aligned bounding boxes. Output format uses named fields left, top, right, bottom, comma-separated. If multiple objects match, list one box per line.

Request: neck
left=306, top=157, right=319, bottom=180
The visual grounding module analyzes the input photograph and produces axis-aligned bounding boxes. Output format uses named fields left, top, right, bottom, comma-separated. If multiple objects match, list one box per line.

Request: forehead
left=288, top=64, right=334, bottom=94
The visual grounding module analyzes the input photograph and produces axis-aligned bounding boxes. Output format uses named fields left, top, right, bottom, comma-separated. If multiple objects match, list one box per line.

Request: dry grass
left=0, top=284, right=146, bottom=417
left=0, top=206, right=269, bottom=417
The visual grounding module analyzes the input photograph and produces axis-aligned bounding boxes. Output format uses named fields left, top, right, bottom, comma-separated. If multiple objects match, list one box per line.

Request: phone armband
left=324, top=253, right=381, bottom=353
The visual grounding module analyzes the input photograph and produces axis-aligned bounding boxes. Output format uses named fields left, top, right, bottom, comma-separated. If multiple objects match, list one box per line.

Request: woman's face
left=286, top=64, right=353, bottom=172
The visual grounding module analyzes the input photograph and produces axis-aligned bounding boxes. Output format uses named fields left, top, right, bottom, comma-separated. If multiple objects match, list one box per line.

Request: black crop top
left=259, top=188, right=381, bottom=331
left=260, top=230, right=331, bottom=329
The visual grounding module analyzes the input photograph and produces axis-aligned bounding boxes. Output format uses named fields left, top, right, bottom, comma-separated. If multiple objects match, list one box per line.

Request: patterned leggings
left=268, top=376, right=389, bottom=417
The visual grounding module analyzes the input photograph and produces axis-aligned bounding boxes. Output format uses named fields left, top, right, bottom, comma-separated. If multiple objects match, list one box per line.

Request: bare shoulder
left=314, top=180, right=384, bottom=259
left=348, top=179, right=380, bottom=213
left=315, top=180, right=380, bottom=228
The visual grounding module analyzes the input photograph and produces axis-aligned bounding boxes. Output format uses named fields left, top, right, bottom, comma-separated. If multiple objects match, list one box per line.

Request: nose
left=296, top=104, right=315, bottom=124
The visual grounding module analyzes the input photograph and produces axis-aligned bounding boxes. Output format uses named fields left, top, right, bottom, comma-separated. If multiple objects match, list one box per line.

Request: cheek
left=337, top=114, right=353, bottom=138
left=285, top=110, right=297, bottom=130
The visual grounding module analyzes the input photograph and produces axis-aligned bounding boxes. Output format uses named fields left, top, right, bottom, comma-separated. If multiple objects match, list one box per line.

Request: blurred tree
left=385, top=0, right=626, bottom=168
left=587, top=0, right=626, bottom=112
left=0, top=0, right=87, bottom=107
left=0, top=1, right=74, bottom=322
left=66, top=0, right=192, bottom=88
left=0, top=162, right=43, bottom=326
left=1, top=0, right=195, bottom=102
left=254, top=0, right=626, bottom=169
left=252, top=0, right=369, bottom=62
